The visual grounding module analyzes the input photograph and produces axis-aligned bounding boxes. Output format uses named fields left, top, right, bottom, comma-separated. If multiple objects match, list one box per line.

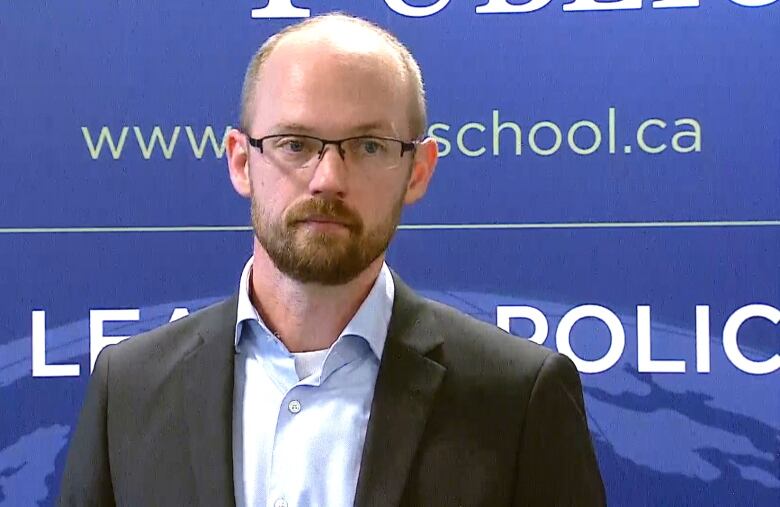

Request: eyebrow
left=269, top=123, right=317, bottom=135
left=269, top=121, right=398, bottom=137
left=346, top=122, right=396, bottom=136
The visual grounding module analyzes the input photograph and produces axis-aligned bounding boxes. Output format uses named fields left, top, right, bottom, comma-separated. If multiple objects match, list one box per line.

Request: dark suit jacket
left=59, top=273, right=606, bottom=506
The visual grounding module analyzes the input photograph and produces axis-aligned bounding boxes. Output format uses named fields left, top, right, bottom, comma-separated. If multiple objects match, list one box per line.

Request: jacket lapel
left=180, top=296, right=239, bottom=507
left=353, top=274, right=446, bottom=507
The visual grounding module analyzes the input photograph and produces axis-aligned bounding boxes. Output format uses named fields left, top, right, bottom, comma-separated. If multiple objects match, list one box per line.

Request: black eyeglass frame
left=245, top=133, right=419, bottom=160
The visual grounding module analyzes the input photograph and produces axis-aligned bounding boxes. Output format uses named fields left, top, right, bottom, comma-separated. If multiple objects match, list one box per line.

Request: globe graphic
left=1, top=291, right=778, bottom=506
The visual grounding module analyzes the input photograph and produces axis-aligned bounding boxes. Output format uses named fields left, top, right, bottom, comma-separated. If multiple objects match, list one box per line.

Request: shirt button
left=273, top=499, right=288, bottom=507
left=288, top=400, right=301, bottom=414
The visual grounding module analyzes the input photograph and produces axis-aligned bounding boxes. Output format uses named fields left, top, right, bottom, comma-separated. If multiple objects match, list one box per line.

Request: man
left=59, top=13, right=606, bottom=507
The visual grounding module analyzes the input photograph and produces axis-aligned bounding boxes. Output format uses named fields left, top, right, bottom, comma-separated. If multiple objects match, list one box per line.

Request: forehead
left=251, top=34, right=411, bottom=137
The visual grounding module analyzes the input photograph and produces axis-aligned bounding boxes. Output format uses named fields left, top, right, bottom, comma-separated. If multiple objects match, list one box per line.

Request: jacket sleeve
left=58, top=347, right=117, bottom=507
left=513, top=353, right=607, bottom=506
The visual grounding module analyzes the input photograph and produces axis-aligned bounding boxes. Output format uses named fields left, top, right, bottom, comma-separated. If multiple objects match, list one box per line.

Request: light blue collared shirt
left=232, top=257, right=395, bottom=507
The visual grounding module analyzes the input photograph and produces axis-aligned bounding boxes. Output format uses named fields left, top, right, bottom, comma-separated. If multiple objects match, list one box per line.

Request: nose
left=308, top=144, right=348, bottom=198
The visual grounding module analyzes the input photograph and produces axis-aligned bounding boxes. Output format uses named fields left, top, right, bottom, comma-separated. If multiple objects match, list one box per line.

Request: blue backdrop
left=1, top=1, right=778, bottom=505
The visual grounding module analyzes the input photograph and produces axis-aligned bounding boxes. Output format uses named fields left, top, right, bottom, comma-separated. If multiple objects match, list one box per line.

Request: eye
left=358, top=138, right=388, bottom=155
left=277, top=137, right=307, bottom=153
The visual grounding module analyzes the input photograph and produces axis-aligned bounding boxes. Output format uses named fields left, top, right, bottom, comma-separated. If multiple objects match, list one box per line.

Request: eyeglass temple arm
left=401, top=140, right=418, bottom=156
left=246, top=135, right=264, bottom=153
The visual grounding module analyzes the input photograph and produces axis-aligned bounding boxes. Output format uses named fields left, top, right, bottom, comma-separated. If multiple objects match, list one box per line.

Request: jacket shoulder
left=428, top=297, right=553, bottom=359
left=99, top=296, right=237, bottom=378
left=420, top=297, right=560, bottom=388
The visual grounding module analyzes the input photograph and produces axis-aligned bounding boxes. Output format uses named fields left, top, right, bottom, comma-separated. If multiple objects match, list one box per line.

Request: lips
left=302, top=215, right=345, bottom=224
left=296, top=215, right=355, bottom=231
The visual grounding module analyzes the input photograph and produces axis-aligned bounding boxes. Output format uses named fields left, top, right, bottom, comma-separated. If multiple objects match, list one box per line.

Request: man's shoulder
left=100, top=295, right=237, bottom=372
left=417, top=295, right=556, bottom=379
left=406, top=294, right=583, bottom=425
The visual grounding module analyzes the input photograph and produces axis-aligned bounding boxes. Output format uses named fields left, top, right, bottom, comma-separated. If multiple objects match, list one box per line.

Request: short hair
left=239, top=13, right=427, bottom=139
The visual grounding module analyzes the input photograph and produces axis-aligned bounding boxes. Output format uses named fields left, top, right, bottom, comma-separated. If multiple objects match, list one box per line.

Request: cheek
left=250, top=168, right=300, bottom=216
left=354, top=176, right=407, bottom=223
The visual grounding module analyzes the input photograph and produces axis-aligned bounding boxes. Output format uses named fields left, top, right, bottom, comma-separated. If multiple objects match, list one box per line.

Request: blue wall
left=1, top=1, right=778, bottom=505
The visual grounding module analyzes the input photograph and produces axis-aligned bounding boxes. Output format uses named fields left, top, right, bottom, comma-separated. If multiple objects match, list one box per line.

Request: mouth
left=296, top=215, right=353, bottom=231
left=300, top=214, right=347, bottom=224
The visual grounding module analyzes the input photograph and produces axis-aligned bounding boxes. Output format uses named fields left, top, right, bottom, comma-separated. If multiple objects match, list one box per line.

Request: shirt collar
left=234, top=256, right=394, bottom=361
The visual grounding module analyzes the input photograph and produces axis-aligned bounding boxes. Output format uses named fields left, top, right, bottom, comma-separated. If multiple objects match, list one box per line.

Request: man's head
left=238, top=14, right=428, bottom=140
left=226, top=13, right=438, bottom=285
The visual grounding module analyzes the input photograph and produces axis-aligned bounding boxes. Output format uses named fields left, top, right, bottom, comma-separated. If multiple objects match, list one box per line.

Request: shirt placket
left=267, top=383, right=307, bottom=507
left=264, top=341, right=362, bottom=507
left=253, top=332, right=299, bottom=507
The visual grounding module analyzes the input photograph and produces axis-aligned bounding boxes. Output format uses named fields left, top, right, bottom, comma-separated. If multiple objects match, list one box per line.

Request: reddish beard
left=250, top=194, right=403, bottom=285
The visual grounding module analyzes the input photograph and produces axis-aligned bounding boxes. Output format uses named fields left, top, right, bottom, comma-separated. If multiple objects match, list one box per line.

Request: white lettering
left=133, top=126, right=181, bottom=160
left=637, top=119, right=667, bottom=153
left=169, top=308, right=190, bottom=322
left=90, top=309, right=139, bottom=373
left=496, top=306, right=549, bottom=344
left=528, top=121, right=562, bottom=156
left=427, top=123, right=452, bottom=157
left=568, top=120, right=602, bottom=155
left=31, top=311, right=80, bottom=378
left=493, top=109, right=522, bottom=156
left=653, top=0, right=699, bottom=7
left=556, top=305, right=625, bottom=373
left=609, top=106, right=617, bottom=153
left=249, top=0, right=776, bottom=19
left=723, top=304, right=780, bottom=375
left=672, top=118, right=702, bottom=153
left=385, top=0, right=451, bottom=17
left=637, top=305, right=686, bottom=373
left=476, top=0, right=553, bottom=14
left=456, top=122, right=486, bottom=157
left=729, top=0, right=778, bottom=6
left=81, top=126, right=129, bottom=160
left=251, top=0, right=310, bottom=18
left=563, top=0, right=642, bottom=11
left=696, top=305, right=711, bottom=373
left=185, top=125, right=230, bottom=159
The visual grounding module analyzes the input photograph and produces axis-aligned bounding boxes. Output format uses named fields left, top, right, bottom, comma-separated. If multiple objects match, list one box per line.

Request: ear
left=403, top=137, right=438, bottom=205
left=226, top=128, right=251, bottom=198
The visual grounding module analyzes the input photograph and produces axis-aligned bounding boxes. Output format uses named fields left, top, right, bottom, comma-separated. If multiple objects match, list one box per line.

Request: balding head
left=239, top=13, right=427, bottom=139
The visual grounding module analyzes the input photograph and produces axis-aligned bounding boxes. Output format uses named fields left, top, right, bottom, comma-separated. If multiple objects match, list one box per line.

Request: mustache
left=285, top=198, right=362, bottom=231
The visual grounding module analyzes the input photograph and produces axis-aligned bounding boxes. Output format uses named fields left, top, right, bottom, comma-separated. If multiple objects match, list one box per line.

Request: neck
left=249, top=238, right=384, bottom=353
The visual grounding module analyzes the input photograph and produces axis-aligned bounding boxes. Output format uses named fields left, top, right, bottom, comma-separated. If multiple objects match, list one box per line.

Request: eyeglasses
left=245, top=133, right=417, bottom=171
